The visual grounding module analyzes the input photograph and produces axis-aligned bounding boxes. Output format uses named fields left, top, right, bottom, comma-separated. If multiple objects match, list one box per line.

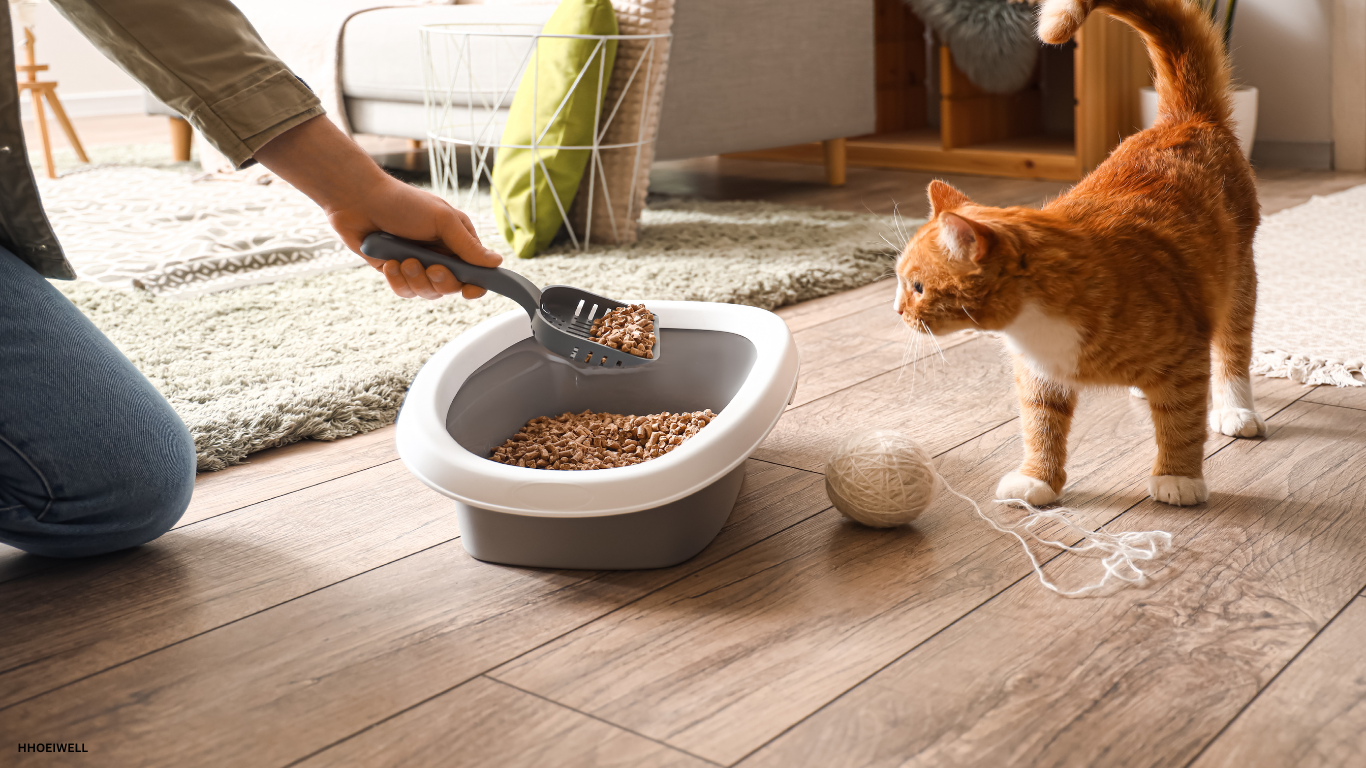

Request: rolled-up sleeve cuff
left=183, top=65, right=325, bottom=169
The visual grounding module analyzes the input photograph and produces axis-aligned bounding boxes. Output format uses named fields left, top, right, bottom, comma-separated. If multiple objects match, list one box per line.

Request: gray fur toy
left=905, top=0, right=1041, bottom=95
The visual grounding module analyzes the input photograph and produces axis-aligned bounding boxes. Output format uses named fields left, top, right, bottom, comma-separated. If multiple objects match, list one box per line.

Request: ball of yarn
left=824, top=429, right=940, bottom=528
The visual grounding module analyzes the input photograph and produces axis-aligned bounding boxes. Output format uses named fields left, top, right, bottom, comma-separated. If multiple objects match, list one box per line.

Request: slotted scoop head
left=361, top=233, right=660, bottom=368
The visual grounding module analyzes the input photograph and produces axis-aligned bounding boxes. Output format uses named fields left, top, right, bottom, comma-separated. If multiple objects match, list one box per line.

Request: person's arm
left=49, top=0, right=320, bottom=167
left=50, top=0, right=498, bottom=299
left=253, top=116, right=501, bottom=299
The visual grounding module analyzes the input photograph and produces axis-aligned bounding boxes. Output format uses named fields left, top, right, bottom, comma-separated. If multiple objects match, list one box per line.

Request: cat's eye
left=912, top=281, right=924, bottom=294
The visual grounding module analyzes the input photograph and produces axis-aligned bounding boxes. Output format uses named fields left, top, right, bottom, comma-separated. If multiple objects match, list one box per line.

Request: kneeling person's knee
left=5, top=412, right=196, bottom=559
left=113, top=417, right=197, bottom=548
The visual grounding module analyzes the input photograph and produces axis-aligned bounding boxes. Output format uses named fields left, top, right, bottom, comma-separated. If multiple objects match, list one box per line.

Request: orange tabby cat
left=894, top=0, right=1263, bottom=507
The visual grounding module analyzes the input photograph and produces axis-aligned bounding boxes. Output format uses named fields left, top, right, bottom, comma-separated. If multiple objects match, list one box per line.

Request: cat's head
left=894, top=180, right=1030, bottom=335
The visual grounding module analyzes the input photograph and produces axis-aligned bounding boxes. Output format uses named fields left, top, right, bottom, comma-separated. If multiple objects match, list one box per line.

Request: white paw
left=1148, top=475, right=1209, bottom=506
left=995, top=471, right=1060, bottom=506
left=1129, top=387, right=1147, bottom=400
left=1208, top=407, right=1267, bottom=438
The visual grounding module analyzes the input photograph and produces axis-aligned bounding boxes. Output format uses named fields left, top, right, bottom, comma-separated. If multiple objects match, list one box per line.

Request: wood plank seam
left=0, top=557, right=57, bottom=586
left=753, top=458, right=825, bottom=476
left=756, top=415, right=1014, bottom=478
left=0, top=533, right=459, bottom=715
left=282, top=675, right=726, bottom=768
left=927, top=417, right=1022, bottom=465
left=488, top=677, right=728, bottom=768
left=774, top=279, right=897, bottom=333
left=1180, top=594, right=1366, bottom=768
left=787, top=336, right=990, bottom=414
left=1304, top=397, right=1366, bottom=413
left=728, top=385, right=1322, bottom=765
left=787, top=331, right=978, bottom=411
left=747, top=457, right=828, bottom=475
left=179, top=457, right=404, bottom=531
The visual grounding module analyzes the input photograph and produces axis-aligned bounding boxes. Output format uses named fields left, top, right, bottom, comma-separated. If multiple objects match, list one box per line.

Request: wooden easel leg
left=168, top=117, right=192, bottom=162
left=822, top=138, right=847, bottom=187
left=44, top=87, right=88, bottom=164
left=405, top=138, right=422, bottom=171
left=28, top=87, right=55, bottom=179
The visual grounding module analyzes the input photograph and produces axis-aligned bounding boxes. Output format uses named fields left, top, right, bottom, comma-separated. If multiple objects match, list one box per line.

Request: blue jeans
left=0, top=248, right=195, bottom=558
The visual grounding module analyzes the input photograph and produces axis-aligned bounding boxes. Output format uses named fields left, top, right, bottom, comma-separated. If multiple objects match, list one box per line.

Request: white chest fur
left=1000, top=303, right=1081, bottom=382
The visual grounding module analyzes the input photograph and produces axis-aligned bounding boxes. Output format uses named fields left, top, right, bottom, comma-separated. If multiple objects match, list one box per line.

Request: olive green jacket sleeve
left=48, top=0, right=325, bottom=168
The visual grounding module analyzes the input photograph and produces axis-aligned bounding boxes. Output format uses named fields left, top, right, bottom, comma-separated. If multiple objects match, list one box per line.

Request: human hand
left=253, top=116, right=503, bottom=300
left=327, top=175, right=503, bottom=300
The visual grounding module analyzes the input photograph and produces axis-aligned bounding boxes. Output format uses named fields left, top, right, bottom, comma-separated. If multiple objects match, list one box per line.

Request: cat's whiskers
left=896, top=319, right=917, bottom=385
left=921, top=319, right=949, bottom=368
left=961, top=305, right=982, bottom=328
left=908, top=326, right=924, bottom=393
left=865, top=201, right=913, bottom=255
left=897, top=318, right=922, bottom=389
left=890, top=201, right=912, bottom=248
left=910, top=321, right=933, bottom=392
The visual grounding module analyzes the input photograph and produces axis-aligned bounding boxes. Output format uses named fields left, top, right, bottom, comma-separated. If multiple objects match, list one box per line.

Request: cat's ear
left=937, top=212, right=991, bottom=264
left=927, top=180, right=972, bottom=217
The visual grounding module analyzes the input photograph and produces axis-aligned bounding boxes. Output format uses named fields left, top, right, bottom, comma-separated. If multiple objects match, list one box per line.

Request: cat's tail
left=1037, top=0, right=1231, bottom=124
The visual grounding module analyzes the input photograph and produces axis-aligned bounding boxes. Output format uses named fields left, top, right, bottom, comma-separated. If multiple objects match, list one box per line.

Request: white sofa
left=155, top=0, right=875, bottom=182
left=342, top=0, right=873, bottom=165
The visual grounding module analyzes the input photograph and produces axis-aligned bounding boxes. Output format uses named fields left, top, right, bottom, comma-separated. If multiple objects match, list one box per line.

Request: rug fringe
left=1252, top=349, right=1366, bottom=387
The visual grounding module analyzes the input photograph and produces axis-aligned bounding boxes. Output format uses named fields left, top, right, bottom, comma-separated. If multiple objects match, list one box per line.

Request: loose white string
left=938, top=476, right=1173, bottom=598
left=825, top=429, right=1173, bottom=597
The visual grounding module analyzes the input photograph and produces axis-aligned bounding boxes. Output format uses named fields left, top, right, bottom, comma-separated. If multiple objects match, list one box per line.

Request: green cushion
left=493, top=0, right=617, bottom=258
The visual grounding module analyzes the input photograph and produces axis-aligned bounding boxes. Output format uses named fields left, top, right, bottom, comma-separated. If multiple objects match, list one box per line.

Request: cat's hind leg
left=997, top=356, right=1076, bottom=506
left=1142, top=362, right=1211, bottom=506
left=1209, top=253, right=1267, bottom=438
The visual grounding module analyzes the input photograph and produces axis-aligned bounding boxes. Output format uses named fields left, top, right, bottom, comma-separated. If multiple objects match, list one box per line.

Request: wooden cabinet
left=731, top=0, right=1151, bottom=182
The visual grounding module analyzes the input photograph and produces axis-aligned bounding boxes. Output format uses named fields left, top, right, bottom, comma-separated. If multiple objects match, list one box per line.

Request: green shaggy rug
left=47, top=151, right=907, bottom=470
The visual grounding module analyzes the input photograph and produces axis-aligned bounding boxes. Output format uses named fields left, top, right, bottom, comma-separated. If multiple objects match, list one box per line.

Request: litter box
left=395, top=301, right=800, bottom=570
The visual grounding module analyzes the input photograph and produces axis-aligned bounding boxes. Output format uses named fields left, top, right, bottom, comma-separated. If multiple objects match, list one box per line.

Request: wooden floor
left=3, top=118, right=1366, bottom=766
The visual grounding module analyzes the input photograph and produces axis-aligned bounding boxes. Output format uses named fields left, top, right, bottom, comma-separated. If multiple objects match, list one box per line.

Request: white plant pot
left=1139, top=85, right=1259, bottom=159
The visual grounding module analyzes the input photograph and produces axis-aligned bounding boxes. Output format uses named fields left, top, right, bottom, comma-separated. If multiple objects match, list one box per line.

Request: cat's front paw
left=1148, top=475, right=1209, bottom=506
left=995, top=471, right=1060, bottom=506
left=1208, top=407, right=1267, bottom=438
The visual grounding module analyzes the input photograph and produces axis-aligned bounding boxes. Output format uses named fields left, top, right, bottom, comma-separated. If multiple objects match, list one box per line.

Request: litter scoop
left=361, top=232, right=661, bottom=368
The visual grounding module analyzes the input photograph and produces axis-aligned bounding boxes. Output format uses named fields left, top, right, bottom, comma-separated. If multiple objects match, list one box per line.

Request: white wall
left=13, top=3, right=142, bottom=117
left=1228, top=0, right=1334, bottom=144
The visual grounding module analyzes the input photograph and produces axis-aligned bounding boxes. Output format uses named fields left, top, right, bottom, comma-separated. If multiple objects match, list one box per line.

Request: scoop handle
left=360, top=232, right=541, bottom=318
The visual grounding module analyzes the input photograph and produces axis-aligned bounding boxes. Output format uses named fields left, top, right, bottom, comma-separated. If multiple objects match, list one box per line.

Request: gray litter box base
left=457, top=464, right=746, bottom=570
left=444, top=329, right=760, bottom=570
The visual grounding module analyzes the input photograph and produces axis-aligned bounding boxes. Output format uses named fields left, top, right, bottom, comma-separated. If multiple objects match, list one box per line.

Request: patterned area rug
left=1252, top=184, right=1366, bottom=387
left=49, top=153, right=906, bottom=470
left=38, top=153, right=358, bottom=298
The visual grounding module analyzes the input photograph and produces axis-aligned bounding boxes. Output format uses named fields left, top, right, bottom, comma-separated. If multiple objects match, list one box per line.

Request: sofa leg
left=822, top=138, right=847, bottom=186
left=169, top=117, right=192, bottom=162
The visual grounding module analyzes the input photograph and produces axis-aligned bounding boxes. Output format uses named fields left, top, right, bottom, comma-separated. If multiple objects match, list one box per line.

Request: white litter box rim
left=396, top=300, right=799, bottom=518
